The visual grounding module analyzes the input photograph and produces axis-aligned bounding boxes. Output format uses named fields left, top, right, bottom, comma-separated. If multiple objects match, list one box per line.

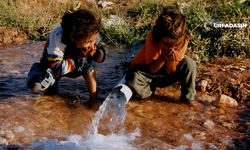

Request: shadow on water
left=230, top=105, right=250, bottom=150
left=0, top=42, right=250, bottom=149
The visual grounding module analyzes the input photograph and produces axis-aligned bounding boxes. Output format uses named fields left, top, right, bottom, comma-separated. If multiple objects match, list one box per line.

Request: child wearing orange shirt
left=125, top=6, right=196, bottom=104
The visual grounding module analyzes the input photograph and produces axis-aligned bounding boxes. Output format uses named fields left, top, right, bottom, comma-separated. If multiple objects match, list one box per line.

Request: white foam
left=29, top=128, right=140, bottom=150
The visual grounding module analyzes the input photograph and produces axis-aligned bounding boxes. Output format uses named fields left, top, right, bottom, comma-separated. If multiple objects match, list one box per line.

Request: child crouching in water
left=125, top=6, right=196, bottom=104
left=26, top=9, right=106, bottom=109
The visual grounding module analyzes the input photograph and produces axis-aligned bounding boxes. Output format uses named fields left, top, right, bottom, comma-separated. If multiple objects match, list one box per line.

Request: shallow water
left=0, top=42, right=250, bottom=149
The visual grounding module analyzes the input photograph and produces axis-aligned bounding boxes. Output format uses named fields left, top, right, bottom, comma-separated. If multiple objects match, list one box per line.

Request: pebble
left=197, top=80, right=208, bottom=92
left=203, top=120, right=215, bottom=129
left=213, top=94, right=238, bottom=107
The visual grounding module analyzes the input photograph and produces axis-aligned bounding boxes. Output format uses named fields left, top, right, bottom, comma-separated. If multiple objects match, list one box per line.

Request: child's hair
left=152, top=6, right=190, bottom=43
left=61, top=9, right=101, bottom=44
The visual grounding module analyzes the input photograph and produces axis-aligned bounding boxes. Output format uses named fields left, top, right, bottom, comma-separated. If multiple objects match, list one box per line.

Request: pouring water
left=27, top=77, right=139, bottom=150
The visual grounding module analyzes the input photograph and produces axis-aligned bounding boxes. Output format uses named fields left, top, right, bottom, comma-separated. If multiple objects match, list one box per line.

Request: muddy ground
left=0, top=28, right=28, bottom=47
left=196, top=57, right=250, bottom=102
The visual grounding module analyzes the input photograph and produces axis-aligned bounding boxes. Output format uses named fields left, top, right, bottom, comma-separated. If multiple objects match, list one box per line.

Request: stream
left=0, top=41, right=250, bottom=149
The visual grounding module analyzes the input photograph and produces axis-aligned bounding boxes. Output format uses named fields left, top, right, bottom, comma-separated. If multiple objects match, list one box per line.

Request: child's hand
left=162, top=47, right=178, bottom=60
left=161, top=47, right=171, bottom=59
left=169, top=50, right=179, bottom=61
left=77, top=42, right=98, bottom=59
left=91, top=101, right=100, bottom=111
left=86, top=46, right=96, bottom=57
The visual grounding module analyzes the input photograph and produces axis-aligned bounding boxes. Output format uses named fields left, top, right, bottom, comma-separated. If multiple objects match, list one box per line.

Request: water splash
left=89, top=85, right=129, bottom=136
left=28, top=128, right=140, bottom=150
left=27, top=84, right=139, bottom=150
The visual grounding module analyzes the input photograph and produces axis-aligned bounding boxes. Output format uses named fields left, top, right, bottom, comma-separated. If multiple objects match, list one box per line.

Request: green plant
left=182, top=0, right=249, bottom=62
left=126, top=0, right=166, bottom=42
left=1, top=0, right=249, bottom=60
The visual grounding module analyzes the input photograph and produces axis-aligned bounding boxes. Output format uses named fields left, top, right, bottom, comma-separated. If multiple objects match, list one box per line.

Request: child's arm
left=92, top=45, right=106, bottom=63
left=163, top=49, right=177, bottom=74
left=85, top=69, right=99, bottom=110
left=42, top=42, right=79, bottom=79
left=148, top=55, right=168, bottom=73
left=144, top=30, right=167, bottom=73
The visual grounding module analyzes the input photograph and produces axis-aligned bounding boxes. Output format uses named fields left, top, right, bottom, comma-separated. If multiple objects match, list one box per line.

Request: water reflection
left=0, top=42, right=249, bottom=149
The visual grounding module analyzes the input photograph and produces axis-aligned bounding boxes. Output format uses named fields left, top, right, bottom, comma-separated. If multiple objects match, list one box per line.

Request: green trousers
left=125, top=57, right=197, bottom=103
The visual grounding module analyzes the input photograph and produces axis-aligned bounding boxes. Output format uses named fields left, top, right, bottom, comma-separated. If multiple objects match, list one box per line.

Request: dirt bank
left=0, top=27, right=54, bottom=48
left=0, top=28, right=28, bottom=47
left=196, top=57, right=250, bottom=102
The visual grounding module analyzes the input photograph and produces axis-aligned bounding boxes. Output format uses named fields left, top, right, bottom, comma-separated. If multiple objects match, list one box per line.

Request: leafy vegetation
left=0, top=0, right=249, bottom=62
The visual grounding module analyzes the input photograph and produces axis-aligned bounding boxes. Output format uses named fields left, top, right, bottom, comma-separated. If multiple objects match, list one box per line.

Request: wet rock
left=196, top=80, right=208, bottom=92
left=213, top=94, right=238, bottom=107
left=203, top=120, right=215, bottom=129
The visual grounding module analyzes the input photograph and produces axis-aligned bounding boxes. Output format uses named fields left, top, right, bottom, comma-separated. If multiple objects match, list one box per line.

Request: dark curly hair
left=61, top=9, right=101, bottom=44
left=152, top=6, right=190, bottom=43
left=60, top=9, right=101, bottom=57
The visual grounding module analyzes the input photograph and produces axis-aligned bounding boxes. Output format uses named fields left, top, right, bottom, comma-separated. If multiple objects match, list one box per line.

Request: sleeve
left=144, top=30, right=160, bottom=65
left=49, top=57, right=78, bottom=78
left=176, top=39, right=188, bottom=62
left=92, top=44, right=106, bottom=63
left=42, top=28, right=78, bottom=78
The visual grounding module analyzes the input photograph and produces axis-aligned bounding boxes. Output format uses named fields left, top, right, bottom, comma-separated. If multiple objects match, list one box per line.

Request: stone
left=98, top=1, right=114, bottom=9
left=196, top=80, right=208, bottom=92
left=213, top=94, right=238, bottom=107
left=203, top=120, right=215, bottom=129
